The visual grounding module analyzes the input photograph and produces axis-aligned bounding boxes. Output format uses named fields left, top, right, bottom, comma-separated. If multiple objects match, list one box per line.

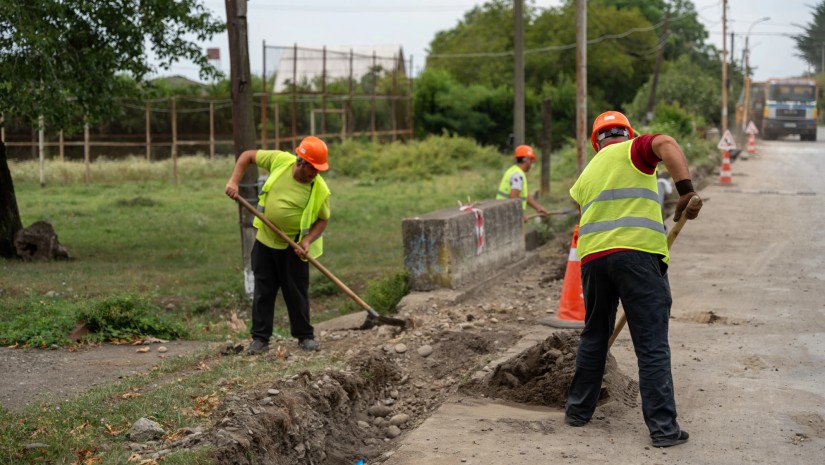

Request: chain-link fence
left=261, top=44, right=413, bottom=150
left=1, top=44, right=413, bottom=163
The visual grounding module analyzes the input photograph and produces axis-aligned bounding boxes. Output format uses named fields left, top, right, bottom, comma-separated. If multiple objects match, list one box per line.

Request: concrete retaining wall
left=402, top=199, right=525, bottom=291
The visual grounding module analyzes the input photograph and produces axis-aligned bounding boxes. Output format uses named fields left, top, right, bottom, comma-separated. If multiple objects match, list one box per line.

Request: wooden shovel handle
left=607, top=195, right=700, bottom=349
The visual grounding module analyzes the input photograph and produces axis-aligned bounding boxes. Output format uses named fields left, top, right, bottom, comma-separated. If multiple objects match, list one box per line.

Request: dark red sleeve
left=630, top=134, right=662, bottom=174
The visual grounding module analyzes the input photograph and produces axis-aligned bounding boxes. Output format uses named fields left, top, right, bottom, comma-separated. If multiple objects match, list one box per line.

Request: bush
left=342, top=272, right=409, bottom=316
left=0, top=294, right=79, bottom=347
left=649, top=103, right=695, bottom=139
left=76, top=294, right=188, bottom=342
left=329, top=134, right=503, bottom=181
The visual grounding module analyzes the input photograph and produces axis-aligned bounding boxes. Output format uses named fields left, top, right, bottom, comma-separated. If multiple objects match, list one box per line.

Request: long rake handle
left=235, top=196, right=380, bottom=318
left=607, top=196, right=700, bottom=349
left=523, top=208, right=576, bottom=221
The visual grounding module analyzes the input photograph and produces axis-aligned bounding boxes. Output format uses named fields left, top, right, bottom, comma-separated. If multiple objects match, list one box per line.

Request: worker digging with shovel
left=225, top=136, right=331, bottom=354
left=564, top=111, right=703, bottom=448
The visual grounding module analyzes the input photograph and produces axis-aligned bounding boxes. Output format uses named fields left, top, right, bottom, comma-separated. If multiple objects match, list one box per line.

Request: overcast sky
left=156, top=0, right=813, bottom=84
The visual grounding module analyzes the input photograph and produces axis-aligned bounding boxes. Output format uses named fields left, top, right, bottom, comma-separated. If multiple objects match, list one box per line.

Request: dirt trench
left=125, top=243, right=643, bottom=464
left=205, top=330, right=638, bottom=465
left=208, top=330, right=503, bottom=465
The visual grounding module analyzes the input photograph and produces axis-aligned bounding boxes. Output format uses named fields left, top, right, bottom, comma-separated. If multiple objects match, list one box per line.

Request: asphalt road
left=385, top=130, right=825, bottom=465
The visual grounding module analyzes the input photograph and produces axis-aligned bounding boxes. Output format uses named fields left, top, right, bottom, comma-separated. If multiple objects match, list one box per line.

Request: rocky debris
left=417, top=345, right=433, bottom=357
left=201, top=328, right=513, bottom=465
left=220, top=342, right=245, bottom=355
left=127, top=426, right=207, bottom=461
left=14, top=221, right=69, bottom=261
left=128, top=417, right=166, bottom=442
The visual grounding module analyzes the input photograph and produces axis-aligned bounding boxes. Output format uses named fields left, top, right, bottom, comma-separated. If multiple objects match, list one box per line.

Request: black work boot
left=652, top=430, right=689, bottom=448
left=247, top=339, right=270, bottom=355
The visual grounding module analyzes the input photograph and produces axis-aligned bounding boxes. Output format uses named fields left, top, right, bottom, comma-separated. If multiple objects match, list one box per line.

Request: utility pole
left=225, top=0, right=259, bottom=296
left=645, top=6, right=670, bottom=124
left=721, top=0, right=728, bottom=134
left=743, top=37, right=751, bottom=131
left=540, top=98, right=552, bottom=195
left=742, top=17, right=770, bottom=131
left=576, top=0, right=587, bottom=174
left=513, top=0, right=525, bottom=147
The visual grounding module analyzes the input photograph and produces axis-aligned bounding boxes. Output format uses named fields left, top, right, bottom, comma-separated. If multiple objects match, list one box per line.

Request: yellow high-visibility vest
left=497, top=165, right=527, bottom=210
left=570, top=140, right=668, bottom=263
left=255, top=151, right=330, bottom=259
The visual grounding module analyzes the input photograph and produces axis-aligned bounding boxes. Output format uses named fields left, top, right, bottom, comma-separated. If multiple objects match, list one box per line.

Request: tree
left=0, top=0, right=225, bottom=258
left=585, top=0, right=708, bottom=62
left=0, top=141, right=22, bottom=257
left=0, top=0, right=224, bottom=128
left=793, top=1, right=825, bottom=73
left=626, top=55, right=720, bottom=126
left=426, top=0, right=518, bottom=88
left=425, top=1, right=662, bottom=123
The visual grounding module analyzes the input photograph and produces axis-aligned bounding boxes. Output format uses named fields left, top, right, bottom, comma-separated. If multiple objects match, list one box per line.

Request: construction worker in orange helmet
left=496, top=144, right=551, bottom=222
left=225, top=136, right=331, bottom=354
left=565, top=110, right=702, bottom=448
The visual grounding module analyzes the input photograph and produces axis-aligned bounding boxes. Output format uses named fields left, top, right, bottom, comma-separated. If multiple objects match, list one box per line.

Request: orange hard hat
left=590, top=111, right=635, bottom=152
left=296, top=136, right=329, bottom=171
left=514, top=145, right=536, bottom=160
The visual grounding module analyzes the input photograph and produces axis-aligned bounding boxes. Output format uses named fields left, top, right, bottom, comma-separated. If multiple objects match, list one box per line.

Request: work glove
left=673, top=192, right=702, bottom=221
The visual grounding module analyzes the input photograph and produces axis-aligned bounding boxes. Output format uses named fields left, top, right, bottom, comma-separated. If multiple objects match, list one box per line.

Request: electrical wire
left=430, top=3, right=711, bottom=60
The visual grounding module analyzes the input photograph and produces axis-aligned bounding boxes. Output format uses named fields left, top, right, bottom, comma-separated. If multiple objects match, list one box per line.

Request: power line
left=707, top=31, right=796, bottom=37
left=430, top=11, right=676, bottom=59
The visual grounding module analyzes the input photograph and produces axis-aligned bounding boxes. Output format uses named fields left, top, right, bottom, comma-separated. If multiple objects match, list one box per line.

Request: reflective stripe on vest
left=578, top=216, right=665, bottom=236
left=580, top=187, right=661, bottom=216
left=496, top=164, right=528, bottom=209
left=570, top=139, right=668, bottom=263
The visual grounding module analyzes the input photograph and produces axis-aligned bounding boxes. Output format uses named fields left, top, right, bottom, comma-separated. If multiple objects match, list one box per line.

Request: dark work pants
left=250, top=240, right=314, bottom=342
left=565, top=250, right=681, bottom=440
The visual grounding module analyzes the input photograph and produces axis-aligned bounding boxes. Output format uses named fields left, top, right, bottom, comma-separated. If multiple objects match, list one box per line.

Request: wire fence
left=260, top=44, right=414, bottom=149
left=2, top=44, right=414, bottom=164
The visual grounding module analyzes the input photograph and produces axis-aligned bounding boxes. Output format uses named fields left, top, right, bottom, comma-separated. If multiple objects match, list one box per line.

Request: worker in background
left=496, top=145, right=550, bottom=222
left=564, top=111, right=702, bottom=448
left=225, top=136, right=331, bottom=354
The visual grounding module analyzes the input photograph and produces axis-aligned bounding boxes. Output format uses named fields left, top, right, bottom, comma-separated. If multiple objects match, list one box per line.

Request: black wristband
left=675, top=179, right=694, bottom=196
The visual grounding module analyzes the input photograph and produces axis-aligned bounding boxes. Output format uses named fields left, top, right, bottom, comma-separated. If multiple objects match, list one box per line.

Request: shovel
left=235, top=196, right=412, bottom=330
left=523, top=207, right=578, bottom=222
left=607, top=195, right=700, bottom=349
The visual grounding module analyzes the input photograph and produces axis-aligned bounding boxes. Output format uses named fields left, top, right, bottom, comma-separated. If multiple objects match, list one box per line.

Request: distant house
left=270, top=45, right=406, bottom=93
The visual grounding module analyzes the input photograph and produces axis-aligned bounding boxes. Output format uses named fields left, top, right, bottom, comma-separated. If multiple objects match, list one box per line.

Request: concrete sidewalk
left=382, top=323, right=669, bottom=465
left=382, top=142, right=825, bottom=464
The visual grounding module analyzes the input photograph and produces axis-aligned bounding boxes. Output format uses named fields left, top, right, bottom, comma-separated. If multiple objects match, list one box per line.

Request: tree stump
left=13, top=221, right=70, bottom=261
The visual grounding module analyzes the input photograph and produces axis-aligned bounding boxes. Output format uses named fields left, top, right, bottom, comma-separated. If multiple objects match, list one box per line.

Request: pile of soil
left=464, top=331, right=639, bottom=409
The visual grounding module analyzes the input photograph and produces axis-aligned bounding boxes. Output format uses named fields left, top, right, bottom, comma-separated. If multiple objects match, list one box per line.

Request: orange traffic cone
left=747, top=133, right=756, bottom=156
left=540, top=224, right=585, bottom=329
left=719, top=150, right=732, bottom=184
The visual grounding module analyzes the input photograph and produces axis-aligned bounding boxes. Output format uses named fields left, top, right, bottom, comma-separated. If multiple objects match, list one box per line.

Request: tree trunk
left=0, top=141, right=23, bottom=258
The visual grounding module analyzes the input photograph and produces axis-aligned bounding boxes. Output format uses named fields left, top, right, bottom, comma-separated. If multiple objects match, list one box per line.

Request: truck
left=761, top=78, right=818, bottom=141
left=736, top=80, right=766, bottom=132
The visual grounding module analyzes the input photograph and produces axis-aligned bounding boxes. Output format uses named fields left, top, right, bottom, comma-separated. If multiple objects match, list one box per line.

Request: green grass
left=0, top=346, right=341, bottom=465
left=1, top=133, right=715, bottom=344
left=2, top=136, right=578, bottom=345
